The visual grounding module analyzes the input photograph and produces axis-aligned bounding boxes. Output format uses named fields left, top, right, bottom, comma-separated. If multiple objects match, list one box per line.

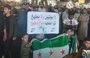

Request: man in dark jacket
left=3, top=5, right=17, bottom=58
left=17, top=3, right=27, bottom=37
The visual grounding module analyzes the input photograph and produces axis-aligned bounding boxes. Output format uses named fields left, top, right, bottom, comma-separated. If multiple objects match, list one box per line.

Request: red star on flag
left=60, top=49, right=65, bottom=55
left=37, top=52, right=42, bottom=58
left=49, top=50, right=53, bottom=56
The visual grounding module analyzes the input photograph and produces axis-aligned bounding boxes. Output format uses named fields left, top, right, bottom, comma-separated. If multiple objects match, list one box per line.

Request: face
left=69, top=15, right=73, bottom=20
left=84, top=41, right=90, bottom=48
left=25, top=4, right=30, bottom=9
left=4, top=7, right=11, bottom=14
left=83, top=9, right=87, bottom=14
left=39, top=3, right=44, bottom=8
left=36, top=34, right=44, bottom=41
left=9, top=2, right=13, bottom=7
left=49, top=4, right=52, bottom=6
left=22, top=35, right=29, bottom=42
left=13, top=37, right=16, bottom=40
left=77, top=10, right=80, bottom=13
left=67, top=30, right=74, bottom=36
left=22, top=5, right=26, bottom=9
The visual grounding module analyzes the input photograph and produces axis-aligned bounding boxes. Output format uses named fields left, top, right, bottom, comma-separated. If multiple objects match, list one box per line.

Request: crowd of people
left=0, top=1, right=90, bottom=58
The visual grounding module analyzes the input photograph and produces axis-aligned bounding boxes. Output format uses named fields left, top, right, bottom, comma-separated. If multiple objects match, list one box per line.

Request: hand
left=4, top=29, right=6, bottom=33
left=29, top=39, right=36, bottom=46
left=31, top=39, right=36, bottom=43
left=29, top=42, right=32, bottom=46
left=83, top=50, right=90, bottom=54
left=3, top=29, right=7, bottom=41
left=13, top=37, right=17, bottom=40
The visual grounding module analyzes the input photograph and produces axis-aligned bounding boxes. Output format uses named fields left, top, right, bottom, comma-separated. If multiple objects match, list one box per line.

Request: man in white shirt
left=63, top=15, right=78, bottom=31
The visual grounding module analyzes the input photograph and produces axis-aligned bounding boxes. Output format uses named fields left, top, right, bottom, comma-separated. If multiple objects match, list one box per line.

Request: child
left=66, top=29, right=77, bottom=54
left=76, top=38, right=90, bottom=58
left=21, top=34, right=32, bottom=58
left=82, top=38, right=90, bottom=58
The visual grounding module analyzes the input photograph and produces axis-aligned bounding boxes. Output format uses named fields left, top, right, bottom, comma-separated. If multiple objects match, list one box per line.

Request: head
left=49, top=4, right=52, bottom=7
left=66, top=29, right=74, bottom=36
left=58, top=8, right=62, bottom=12
left=8, top=1, right=14, bottom=7
left=4, top=5, right=12, bottom=14
left=77, top=9, right=81, bottom=13
left=36, top=34, right=45, bottom=41
left=21, top=3, right=26, bottom=9
left=22, top=34, right=29, bottom=42
left=83, top=38, right=90, bottom=48
left=68, top=15, right=74, bottom=20
left=0, top=1, right=2, bottom=6
left=0, top=1, right=3, bottom=11
left=25, top=3, right=30, bottom=9
left=39, top=2, right=44, bottom=8
left=87, top=8, right=90, bottom=14
left=82, top=9, right=88, bottom=14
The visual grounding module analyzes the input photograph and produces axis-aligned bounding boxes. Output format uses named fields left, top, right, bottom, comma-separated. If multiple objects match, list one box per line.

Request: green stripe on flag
left=50, top=34, right=69, bottom=48
left=32, top=34, right=69, bottom=51
left=32, top=39, right=50, bottom=51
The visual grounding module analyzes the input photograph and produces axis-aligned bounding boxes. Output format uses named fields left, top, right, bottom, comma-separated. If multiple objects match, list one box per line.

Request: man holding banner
left=32, top=34, right=69, bottom=58
left=31, top=29, right=77, bottom=58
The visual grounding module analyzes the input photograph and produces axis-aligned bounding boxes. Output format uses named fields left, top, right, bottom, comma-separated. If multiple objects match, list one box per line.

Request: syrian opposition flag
left=32, top=34, right=69, bottom=58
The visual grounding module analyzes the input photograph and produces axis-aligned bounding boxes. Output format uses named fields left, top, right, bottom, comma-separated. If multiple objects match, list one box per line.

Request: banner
left=32, top=34, right=69, bottom=58
left=27, top=12, right=59, bottom=34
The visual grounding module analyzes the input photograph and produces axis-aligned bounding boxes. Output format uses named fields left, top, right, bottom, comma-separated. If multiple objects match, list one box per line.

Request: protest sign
left=27, top=12, right=59, bottom=34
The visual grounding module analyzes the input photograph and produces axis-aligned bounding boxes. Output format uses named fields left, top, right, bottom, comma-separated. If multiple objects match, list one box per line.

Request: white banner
left=27, top=12, right=59, bottom=34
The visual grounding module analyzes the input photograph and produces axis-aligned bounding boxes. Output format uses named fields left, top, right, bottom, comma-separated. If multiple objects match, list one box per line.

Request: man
left=8, top=1, right=18, bottom=17
left=47, top=4, right=54, bottom=12
left=25, top=3, right=32, bottom=12
left=63, top=15, right=78, bottom=32
left=3, top=4, right=17, bottom=58
left=31, top=28, right=78, bottom=58
left=17, top=3, right=27, bottom=37
left=38, top=2, right=47, bottom=12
